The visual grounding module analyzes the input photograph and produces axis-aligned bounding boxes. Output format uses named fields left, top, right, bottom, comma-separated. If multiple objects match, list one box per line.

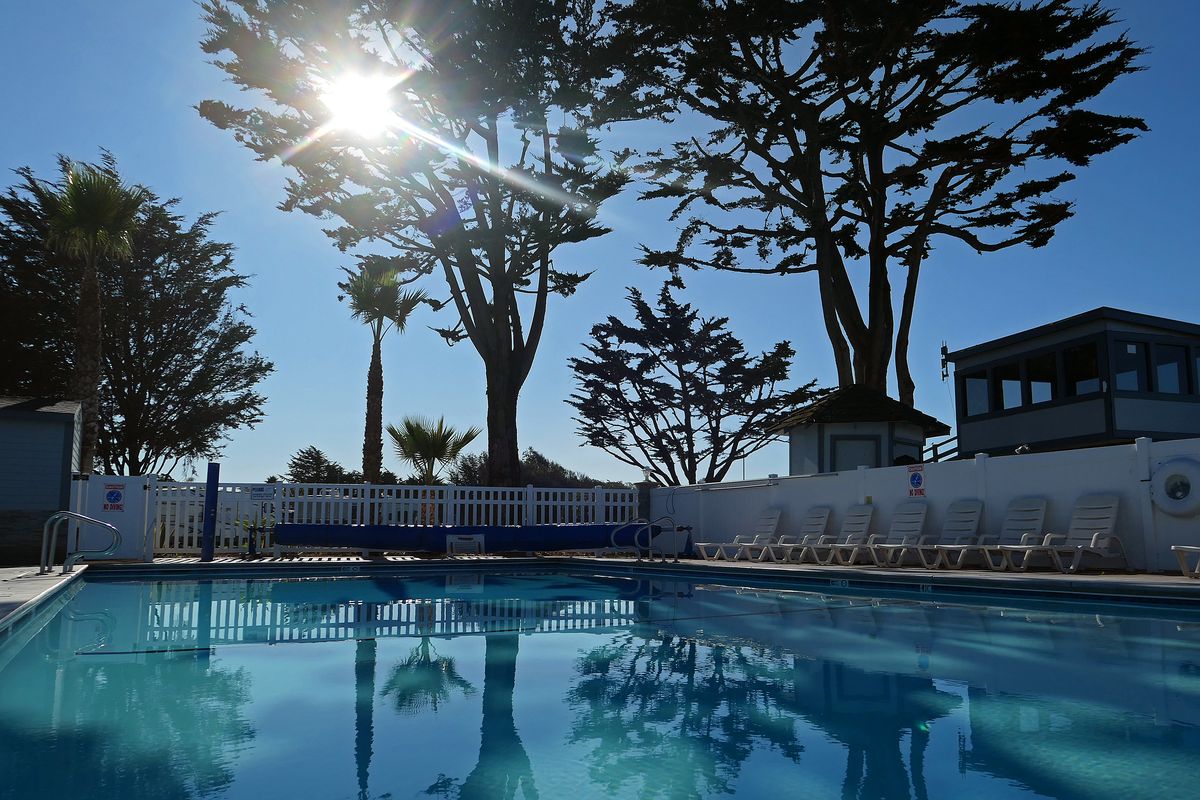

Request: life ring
left=1150, top=458, right=1200, bottom=517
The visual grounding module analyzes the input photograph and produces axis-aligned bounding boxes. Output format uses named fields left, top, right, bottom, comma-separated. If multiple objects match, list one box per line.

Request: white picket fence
left=153, top=482, right=638, bottom=555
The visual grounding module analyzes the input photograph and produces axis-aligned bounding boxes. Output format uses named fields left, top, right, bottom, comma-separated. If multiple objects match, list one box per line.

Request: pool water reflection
left=0, top=571, right=1197, bottom=800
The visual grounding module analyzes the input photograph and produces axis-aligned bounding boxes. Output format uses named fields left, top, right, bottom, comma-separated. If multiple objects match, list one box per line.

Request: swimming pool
left=1, top=567, right=1198, bottom=799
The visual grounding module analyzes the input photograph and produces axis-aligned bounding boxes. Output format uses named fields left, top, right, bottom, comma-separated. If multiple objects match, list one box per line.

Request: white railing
left=153, top=482, right=638, bottom=555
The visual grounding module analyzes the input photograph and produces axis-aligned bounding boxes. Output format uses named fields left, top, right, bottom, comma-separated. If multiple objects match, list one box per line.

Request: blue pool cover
left=273, top=522, right=658, bottom=552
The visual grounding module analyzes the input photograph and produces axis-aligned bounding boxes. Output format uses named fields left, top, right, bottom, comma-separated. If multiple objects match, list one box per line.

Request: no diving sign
left=103, top=484, right=126, bottom=512
left=907, top=465, right=926, bottom=497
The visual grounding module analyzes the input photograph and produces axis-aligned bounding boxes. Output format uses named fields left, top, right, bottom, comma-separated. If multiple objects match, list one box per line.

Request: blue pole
left=200, top=462, right=220, bottom=562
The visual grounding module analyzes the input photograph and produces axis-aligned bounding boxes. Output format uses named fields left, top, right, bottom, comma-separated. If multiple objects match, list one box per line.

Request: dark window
left=1154, top=344, right=1187, bottom=394
left=1114, top=341, right=1148, bottom=392
left=964, top=372, right=989, bottom=416
left=992, top=363, right=1022, bottom=411
left=1064, top=342, right=1101, bottom=396
left=1026, top=352, right=1057, bottom=404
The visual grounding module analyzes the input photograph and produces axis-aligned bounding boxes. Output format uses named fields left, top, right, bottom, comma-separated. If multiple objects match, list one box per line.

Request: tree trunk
left=362, top=335, right=384, bottom=483
left=484, top=363, right=521, bottom=487
left=894, top=262, right=921, bottom=407
left=72, top=256, right=103, bottom=475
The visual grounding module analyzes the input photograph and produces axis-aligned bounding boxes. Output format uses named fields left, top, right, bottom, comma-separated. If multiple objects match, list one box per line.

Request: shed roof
left=0, top=396, right=81, bottom=416
left=946, top=307, right=1200, bottom=362
left=770, top=385, right=951, bottom=436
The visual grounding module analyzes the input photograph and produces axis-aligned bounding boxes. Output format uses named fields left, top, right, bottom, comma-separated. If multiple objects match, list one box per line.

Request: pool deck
left=3, top=554, right=1197, bottom=633
left=0, top=566, right=85, bottom=631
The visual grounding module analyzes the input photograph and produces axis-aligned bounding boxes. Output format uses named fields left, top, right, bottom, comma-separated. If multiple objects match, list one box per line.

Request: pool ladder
left=40, top=511, right=122, bottom=575
left=610, top=516, right=691, bottom=562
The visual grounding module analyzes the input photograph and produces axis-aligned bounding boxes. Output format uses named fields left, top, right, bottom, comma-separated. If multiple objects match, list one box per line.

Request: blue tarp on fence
left=273, top=523, right=654, bottom=553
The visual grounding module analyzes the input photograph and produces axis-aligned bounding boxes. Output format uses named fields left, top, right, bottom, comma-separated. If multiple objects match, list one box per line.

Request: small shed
left=771, top=386, right=951, bottom=475
left=0, top=396, right=82, bottom=511
left=947, top=307, right=1200, bottom=457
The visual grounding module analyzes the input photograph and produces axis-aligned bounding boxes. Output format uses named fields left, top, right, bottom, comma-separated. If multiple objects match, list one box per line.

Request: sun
left=319, top=73, right=398, bottom=138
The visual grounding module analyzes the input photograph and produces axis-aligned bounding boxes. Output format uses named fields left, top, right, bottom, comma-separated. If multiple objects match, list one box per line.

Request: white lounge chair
left=869, top=502, right=929, bottom=567
left=1001, top=494, right=1123, bottom=573
left=758, top=507, right=831, bottom=562
left=809, top=504, right=875, bottom=566
left=1172, top=545, right=1200, bottom=579
left=939, top=497, right=1045, bottom=571
left=878, top=499, right=983, bottom=569
left=694, top=507, right=782, bottom=561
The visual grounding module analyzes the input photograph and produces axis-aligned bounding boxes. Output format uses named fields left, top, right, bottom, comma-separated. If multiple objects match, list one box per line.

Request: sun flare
left=319, top=73, right=398, bottom=138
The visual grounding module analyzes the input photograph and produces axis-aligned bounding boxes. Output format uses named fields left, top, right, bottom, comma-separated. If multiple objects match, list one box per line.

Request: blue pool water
left=1, top=569, right=1198, bottom=800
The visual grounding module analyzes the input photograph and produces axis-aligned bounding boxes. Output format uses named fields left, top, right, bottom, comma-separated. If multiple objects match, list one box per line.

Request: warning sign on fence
left=103, top=484, right=125, bottom=512
left=907, top=465, right=926, bottom=497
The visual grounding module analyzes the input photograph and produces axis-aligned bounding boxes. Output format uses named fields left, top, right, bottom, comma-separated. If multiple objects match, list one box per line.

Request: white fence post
left=593, top=487, right=604, bottom=525
left=524, top=485, right=534, bottom=526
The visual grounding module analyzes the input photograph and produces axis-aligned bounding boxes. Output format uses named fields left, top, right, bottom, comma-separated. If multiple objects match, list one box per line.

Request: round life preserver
left=1150, top=458, right=1200, bottom=517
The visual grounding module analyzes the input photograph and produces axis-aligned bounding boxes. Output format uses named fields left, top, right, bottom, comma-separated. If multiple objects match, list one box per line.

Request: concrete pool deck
left=0, top=566, right=85, bottom=632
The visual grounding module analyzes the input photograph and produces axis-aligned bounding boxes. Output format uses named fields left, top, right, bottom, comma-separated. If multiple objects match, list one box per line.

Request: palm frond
left=387, top=415, right=482, bottom=483
left=39, top=164, right=146, bottom=263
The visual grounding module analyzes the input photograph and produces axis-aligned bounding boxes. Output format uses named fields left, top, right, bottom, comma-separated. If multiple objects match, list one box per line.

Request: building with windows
left=946, top=308, right=1200, bottom=457
left=771, top=386, right=951, bottom=474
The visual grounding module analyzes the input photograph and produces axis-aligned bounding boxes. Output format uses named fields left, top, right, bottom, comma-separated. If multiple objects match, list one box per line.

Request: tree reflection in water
left=567, top=631, right=804, bottom=798
left=382, top=636, right=474, bottom=716
left=421, top=633, right=538, bottom=800
left=0, top=652, right=255, bottom=800
left=567, top=631, right=959, bottom=800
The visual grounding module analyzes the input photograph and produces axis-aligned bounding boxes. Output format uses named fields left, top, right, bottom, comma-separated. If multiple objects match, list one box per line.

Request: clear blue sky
left=2, top=2, right=1197, bottom=483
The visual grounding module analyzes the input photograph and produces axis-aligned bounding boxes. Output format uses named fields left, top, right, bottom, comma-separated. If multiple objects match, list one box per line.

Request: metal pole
left=200, top=462, right=220, bottom=562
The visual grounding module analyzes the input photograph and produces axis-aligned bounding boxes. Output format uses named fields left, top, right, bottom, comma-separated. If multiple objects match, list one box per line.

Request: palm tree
left=386, top=416, right=481, bottom=485
left=340, top=265, right=426, bottom=483
left=34, top=163, right=146, bottom=473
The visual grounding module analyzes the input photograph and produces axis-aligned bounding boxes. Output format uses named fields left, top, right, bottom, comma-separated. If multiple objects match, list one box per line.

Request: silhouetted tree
left=387, top=416, right=481, bottom=485
left=339, top=264, right=427, bottom=483
left=198, top=1, right=650, bottom=485
left=25, top=157, right=146, bottom=472
left=569, top=283, right=819, bottom=485
left=616, top=0, right=1145, bottom=403
left=448, top=447, right=628, bottom=488
left=0, top=156, right=271, bottom=476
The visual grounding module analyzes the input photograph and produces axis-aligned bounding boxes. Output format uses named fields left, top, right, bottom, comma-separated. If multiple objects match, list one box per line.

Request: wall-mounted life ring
left=1150, top=458, right=1200, bottom=517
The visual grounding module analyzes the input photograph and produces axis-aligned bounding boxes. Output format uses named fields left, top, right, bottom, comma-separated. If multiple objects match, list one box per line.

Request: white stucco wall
left=651, top=437, right=1200, bottom=573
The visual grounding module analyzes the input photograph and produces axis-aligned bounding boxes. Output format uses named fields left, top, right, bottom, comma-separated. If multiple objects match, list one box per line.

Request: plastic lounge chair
left=877, top=500, right=983, bottom=569
left=694, top=508, right=782, bottom=561
left=809, top=504, right=875, bottom=566
left=759, top=507, right=831, bottom=562
left=735, top=533, right=781, bottom=561
left=1001, top=494, right=1122, bottom=573
left=1172, top=545, right=1200, bottom=579
left=869, top=502, right=930, bottom=567
left=939, top=497, right=1045, bottom=571
left=917, top=499, right=984, bottom=569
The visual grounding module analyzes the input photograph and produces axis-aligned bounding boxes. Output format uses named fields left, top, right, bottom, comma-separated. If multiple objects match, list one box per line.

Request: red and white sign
left=907, top=465, right=926, bottom=497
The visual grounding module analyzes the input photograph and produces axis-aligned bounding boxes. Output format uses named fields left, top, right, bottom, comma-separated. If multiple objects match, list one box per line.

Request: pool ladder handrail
left=611, top=516, right=686, bottom=562
left=40, top=511, right=122, bottom=575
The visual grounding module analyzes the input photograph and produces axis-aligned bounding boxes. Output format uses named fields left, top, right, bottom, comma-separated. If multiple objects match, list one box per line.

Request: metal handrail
left=608, top=517, right=689, bottom=562
left=40, top=511, right=121, bottom=575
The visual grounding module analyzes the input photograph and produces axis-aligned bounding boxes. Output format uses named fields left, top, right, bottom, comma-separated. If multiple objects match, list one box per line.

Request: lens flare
left=319, top=73, right=398, bottom=138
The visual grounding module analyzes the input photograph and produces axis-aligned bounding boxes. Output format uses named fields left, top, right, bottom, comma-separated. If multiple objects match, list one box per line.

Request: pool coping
left=77, top=554, right=1200, bottom=602
left=0, top=566, right=88, bottom=645
left=2, top=556, right=1196, bottom=634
